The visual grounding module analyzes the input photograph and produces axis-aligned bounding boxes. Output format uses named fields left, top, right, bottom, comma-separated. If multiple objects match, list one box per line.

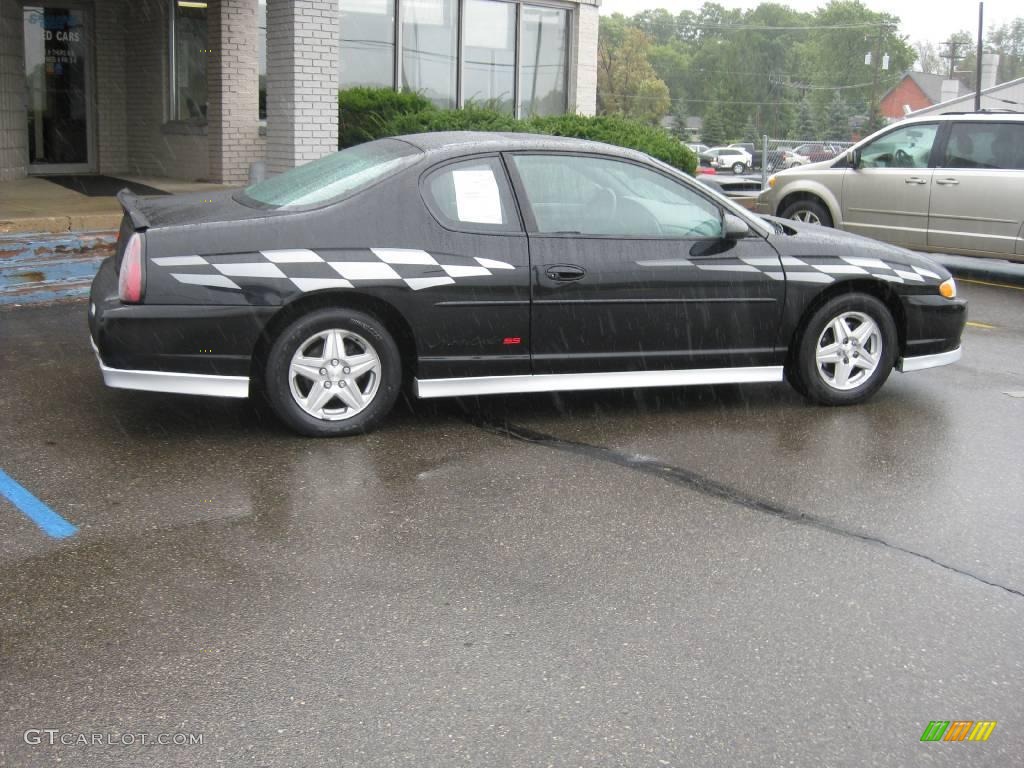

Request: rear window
left=236, top=139, right=422, bottom=209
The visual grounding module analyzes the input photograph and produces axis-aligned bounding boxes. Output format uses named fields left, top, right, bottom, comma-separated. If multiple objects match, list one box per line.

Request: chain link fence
left=758, top=137, right=855, bottom=186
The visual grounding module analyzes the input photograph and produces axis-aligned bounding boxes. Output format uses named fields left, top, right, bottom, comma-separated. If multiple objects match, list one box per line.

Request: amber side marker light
left=939, top=278, right=956, bottom=299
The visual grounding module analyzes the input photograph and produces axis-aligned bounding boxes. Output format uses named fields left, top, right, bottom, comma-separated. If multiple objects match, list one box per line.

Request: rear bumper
left=896, top=345, right=962, bottom=373
left=89, top=255, right=268, bottom=396
left=91, top=338, right=250, bottom=397
left=90, top=256, right=275, bottom=376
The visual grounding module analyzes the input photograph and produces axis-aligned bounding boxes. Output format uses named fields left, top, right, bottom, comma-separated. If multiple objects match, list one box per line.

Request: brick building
left=0, top=0, right=599, bottom=184
left=878, top=71, right=970, bottom=121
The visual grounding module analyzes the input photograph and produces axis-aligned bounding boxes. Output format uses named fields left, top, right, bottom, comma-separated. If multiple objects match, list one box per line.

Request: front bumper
left=896, top=345, right=962, bottom=372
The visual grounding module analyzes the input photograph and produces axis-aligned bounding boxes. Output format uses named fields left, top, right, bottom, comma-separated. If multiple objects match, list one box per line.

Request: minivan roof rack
left=938, top=109, right=1021, bottom=115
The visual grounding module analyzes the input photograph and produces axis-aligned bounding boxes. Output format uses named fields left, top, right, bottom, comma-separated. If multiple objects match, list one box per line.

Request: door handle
left=904, top=176, right=928, bottom=184
left=544, top=264, right=586, bottom=282
left=935, top=178, right=960, bottom=186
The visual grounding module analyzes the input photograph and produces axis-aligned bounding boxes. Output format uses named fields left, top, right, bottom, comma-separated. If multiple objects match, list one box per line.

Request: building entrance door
left=22, top=4, right=95, bottom=173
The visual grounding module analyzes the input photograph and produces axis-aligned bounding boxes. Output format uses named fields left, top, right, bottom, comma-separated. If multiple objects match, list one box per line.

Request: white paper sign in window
left=452, top=169, right=504, bottom=224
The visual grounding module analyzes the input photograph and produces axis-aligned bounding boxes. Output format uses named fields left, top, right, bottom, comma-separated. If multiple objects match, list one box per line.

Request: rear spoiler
left=116, top=188, right=151, bottom=230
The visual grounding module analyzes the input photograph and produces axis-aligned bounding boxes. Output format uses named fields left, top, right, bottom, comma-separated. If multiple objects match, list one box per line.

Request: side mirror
left=850, top=148, right=862, bottom=169
left=722, top=213, right=750, bottom=239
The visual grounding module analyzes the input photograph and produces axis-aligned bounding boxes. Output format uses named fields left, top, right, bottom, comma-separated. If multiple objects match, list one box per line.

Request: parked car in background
left=90, top=132, right=965, bottom=437
left=729, top=142, right=798, bottom=172
left=687, top=143, right=710, bottom=156
left=696, top=173, right=764, bottom=198
left=701, top=146, right=753, bottom=174
left=784, top=143, right=844, bottom=168
left=728, top=143, right=762, bottom=169
left=757, top=113, right=1024, bottom=258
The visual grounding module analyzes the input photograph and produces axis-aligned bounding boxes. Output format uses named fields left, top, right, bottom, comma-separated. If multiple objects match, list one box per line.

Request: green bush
left=337, top=87, right=697, bottom=175
left=524, top=114, right=696, bottom=175
left=338, top=87, right=434, bottom=149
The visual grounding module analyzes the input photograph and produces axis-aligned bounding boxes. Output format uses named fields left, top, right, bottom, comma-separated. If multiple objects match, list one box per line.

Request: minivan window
left=237, top=139, right=421, bottom=209
left=859, top=124, right=938, bottom=169
left=942, top=122, right=1024, bottom=170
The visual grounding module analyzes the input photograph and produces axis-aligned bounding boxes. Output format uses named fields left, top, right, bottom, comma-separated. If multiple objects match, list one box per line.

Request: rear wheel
left=780, top=198, right=833, bottom=227
left=788, top=293, right=897, bottom=406
left=264, top=308, right=401, bottom=436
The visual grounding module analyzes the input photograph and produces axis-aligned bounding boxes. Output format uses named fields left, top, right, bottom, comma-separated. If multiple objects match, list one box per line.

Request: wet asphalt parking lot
left=1, top=279, right=1022, bottom=767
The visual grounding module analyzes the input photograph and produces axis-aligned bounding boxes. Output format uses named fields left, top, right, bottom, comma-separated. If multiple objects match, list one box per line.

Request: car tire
left=263, top=307, right=401, bottom=437
left=780, top=198, right=833, bottom=227
left=788, top=293, right=897, bottom=406
left=732, top=162, right=747, bottom=175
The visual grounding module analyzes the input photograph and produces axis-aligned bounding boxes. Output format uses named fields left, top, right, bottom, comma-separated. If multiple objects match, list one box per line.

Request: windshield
left=236, top=139, right=422, bottom=209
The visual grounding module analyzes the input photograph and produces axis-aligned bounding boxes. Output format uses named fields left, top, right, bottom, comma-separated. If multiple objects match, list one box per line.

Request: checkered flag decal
left=152, top=248, right=516, bottom=292
left=638, top=255, right=942, bottom=285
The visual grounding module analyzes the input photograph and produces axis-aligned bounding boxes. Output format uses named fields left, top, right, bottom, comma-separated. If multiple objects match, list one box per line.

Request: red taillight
left=118, top=233, right=144, bottom=303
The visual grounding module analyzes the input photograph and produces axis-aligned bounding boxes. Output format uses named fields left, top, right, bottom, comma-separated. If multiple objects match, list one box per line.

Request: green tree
left=647, top=43, right=690, bottom=101
left=794, top=98, right=816, bottom=140
left=824, top=91, right=851, bottom=140
left=742, top=115, right=758, bottom=143
left=989, top=18, right=1024, bottom=83
left=669, top=102, right=690, bottom=141
left=701, top=102, right=727, bottom=146
left=597, top=22, right=671, bottom=123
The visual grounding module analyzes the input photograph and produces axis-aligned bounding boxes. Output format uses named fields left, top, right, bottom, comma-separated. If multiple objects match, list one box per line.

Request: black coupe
left=89, top=133, right=966, bottom=436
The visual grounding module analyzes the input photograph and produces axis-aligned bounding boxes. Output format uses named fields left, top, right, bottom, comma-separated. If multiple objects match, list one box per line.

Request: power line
left=683, top=22, right=898, bottom=32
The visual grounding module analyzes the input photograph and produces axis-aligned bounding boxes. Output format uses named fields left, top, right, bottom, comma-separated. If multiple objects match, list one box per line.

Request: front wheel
left=732, top=162, right=747, bottom=175
left=780, top=198, right=833, bottom=227
left=263, top=308, right=401, bottom=436
left=788, top=294, right=897, bottom=406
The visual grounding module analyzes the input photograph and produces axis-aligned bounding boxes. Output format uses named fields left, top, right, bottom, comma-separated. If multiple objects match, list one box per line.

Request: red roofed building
left=879, top=72, right=971, bottom=120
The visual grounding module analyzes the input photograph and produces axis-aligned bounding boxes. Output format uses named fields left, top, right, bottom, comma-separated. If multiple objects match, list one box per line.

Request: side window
left=859, top=124, right=938, bottom=169
left=423, top=157, right=519, bottom=232
left=942, top=123, right=1024, bottom=170
left=511, top=154, right=723, bottom=238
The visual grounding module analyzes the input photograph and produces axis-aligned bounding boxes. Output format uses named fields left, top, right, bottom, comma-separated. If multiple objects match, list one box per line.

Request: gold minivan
left=757, top=113, right=1024, bottom=259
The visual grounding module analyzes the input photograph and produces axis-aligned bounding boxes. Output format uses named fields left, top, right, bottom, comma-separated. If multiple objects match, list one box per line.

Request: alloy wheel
left=791, top=209, right=822, bottom=224
left=288, top=328, right=381, bottom=420
left=814, top=311, right=882, bottom=391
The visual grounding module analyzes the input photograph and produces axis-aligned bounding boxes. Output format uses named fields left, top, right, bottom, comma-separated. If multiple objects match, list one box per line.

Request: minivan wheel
left=788, top=293, right=897, bottom=406
left=780, top=198, right=833, bottom=227
left=264, top=308, right=401, bottom=436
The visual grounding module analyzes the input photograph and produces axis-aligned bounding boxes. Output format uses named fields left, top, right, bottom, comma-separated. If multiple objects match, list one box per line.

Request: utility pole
left=974, top=2, right=984, bottom=111
left=868, top=23, right=891, bottom=126
left=939, top=39, right=967, bottom=79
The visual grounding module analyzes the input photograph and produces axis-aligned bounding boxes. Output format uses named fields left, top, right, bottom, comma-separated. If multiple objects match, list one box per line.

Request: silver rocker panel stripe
left=896, top=345, right=962, bottom=373
left=415, top=366, right=784, bottom=399
left=92, top=340, right=250, bottom=398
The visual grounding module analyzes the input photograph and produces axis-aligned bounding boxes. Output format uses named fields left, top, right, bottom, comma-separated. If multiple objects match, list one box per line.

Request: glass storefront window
left=333, top=0, right=572, bottom=117
left=170, top=0, right=208, bottom=122
left=518, top=5, right=568, bottom=117
left=401, top=0, right=457, bottom=109
left=339, top=0, right=396, bottom=89
left=23, top=6, right=91, bottom=167
left=461, top=0, right=516, bottom=114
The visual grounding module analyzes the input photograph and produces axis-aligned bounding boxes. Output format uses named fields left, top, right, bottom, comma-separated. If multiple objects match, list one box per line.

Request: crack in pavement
left=470, top=416, right=1024, bottom=600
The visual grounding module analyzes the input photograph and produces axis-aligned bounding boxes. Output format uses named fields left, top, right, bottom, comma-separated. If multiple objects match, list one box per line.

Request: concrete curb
left=928, top=254, right=1024, bottom=288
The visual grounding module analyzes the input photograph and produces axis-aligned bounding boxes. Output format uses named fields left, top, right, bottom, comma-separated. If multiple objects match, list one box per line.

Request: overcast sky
left=598, top=0, right=1021, bottom=47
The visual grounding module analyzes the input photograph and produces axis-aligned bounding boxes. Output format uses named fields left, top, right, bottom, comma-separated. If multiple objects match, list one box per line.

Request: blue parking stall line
left=0, top=468, right=78, bottom=539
